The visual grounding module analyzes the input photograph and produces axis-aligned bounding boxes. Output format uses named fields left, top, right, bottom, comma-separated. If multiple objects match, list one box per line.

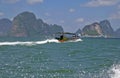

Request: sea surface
left=0, top=38, right=120, bottom=78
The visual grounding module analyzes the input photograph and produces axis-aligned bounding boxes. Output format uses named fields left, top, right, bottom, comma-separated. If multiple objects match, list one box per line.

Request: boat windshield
left=55, top=32, right=79, bottom=38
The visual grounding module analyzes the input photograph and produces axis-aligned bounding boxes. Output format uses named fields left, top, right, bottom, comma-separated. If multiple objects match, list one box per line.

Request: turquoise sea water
left=0, top=38, right=120, bottom=78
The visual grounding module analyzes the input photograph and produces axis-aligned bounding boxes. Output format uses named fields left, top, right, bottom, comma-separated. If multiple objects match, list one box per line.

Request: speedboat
left=55, top=32, right=80, bottom=42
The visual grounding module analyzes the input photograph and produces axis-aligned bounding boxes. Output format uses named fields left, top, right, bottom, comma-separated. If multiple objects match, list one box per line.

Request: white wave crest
left=108, top=64, right=120, bottom=78
left=63, top=38, right=82, bottom=43
left=0, top=39, right=59, bottom=46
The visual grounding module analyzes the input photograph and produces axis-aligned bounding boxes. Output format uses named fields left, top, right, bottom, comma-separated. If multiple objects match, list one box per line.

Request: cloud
left=109, top=11, right=120, bottom=20
left=69, top=8, right=75, bottom=13
left=0, top=12, right=4, bottom=16
left=83, top=0, right=120, bottom=7
left=27, top=0, right=44, bottom=4
left=1, top=0, right=20, bottom=4
left=76, top=18, right=84, bottom=23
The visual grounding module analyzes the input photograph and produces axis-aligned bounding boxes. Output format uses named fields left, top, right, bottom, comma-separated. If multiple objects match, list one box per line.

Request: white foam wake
left=0, top=39, right=59, bottom=46
left=67, top=38, right=83, bottom=42
left=108, top=64, right=120, bottom=78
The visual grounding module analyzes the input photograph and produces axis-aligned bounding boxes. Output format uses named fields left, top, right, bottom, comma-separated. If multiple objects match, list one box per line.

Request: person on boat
left=60, top=35, right=63, bottom=40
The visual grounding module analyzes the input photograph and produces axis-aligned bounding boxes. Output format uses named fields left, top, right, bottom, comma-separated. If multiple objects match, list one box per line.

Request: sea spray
left=108, top=64, right=120, bottom=78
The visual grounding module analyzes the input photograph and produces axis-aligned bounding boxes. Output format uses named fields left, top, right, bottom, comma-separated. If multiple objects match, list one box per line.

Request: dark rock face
left=100, top=20, right=114, bottom=37
left=10, top=12, right=38, bottom=37
left=0, top=18, right=12, bottom=36
left=10, top=11, right=64, bottom=37
left=115, top=28, right=120, bottom=38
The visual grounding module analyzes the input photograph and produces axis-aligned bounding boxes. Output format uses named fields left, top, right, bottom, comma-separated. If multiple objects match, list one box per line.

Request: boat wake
left=68, top=39, right=83, bottom=42
left=0, top=39, right=59, bottom=46
left=0, top=38, right=82, bottom=46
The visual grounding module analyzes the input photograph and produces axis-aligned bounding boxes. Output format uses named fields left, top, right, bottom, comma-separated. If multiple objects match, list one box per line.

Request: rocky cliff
left=100, top=20, right=114, bottom=37
left=10, top=11, right=64, bottom=37
left=82, top=22, right=103, bottom=37
left=115, top=28, right=120, bottom=38
left=81, top=20, right=114, bottom=38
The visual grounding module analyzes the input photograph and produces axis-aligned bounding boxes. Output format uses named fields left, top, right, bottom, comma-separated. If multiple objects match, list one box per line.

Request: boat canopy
left=55, top=32, right=76, bottom=35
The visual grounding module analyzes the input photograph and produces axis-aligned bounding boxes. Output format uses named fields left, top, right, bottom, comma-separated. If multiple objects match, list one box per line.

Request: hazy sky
left=0, top=0, right=120, bottom=32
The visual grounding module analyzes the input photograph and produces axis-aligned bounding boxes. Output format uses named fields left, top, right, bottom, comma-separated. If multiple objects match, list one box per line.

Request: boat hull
left=56, top=38, right=80, bottom=42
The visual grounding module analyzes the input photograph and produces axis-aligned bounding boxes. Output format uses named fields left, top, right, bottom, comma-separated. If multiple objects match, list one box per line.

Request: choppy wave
left=0, top=38, right=82, bottom=46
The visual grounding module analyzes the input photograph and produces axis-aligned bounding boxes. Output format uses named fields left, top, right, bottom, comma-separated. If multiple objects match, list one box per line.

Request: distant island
left=0, top=11, right=120, bottom=38
left=76, top=20, right=120, bottom=38
left=0, top=11, right=63, bottom=37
